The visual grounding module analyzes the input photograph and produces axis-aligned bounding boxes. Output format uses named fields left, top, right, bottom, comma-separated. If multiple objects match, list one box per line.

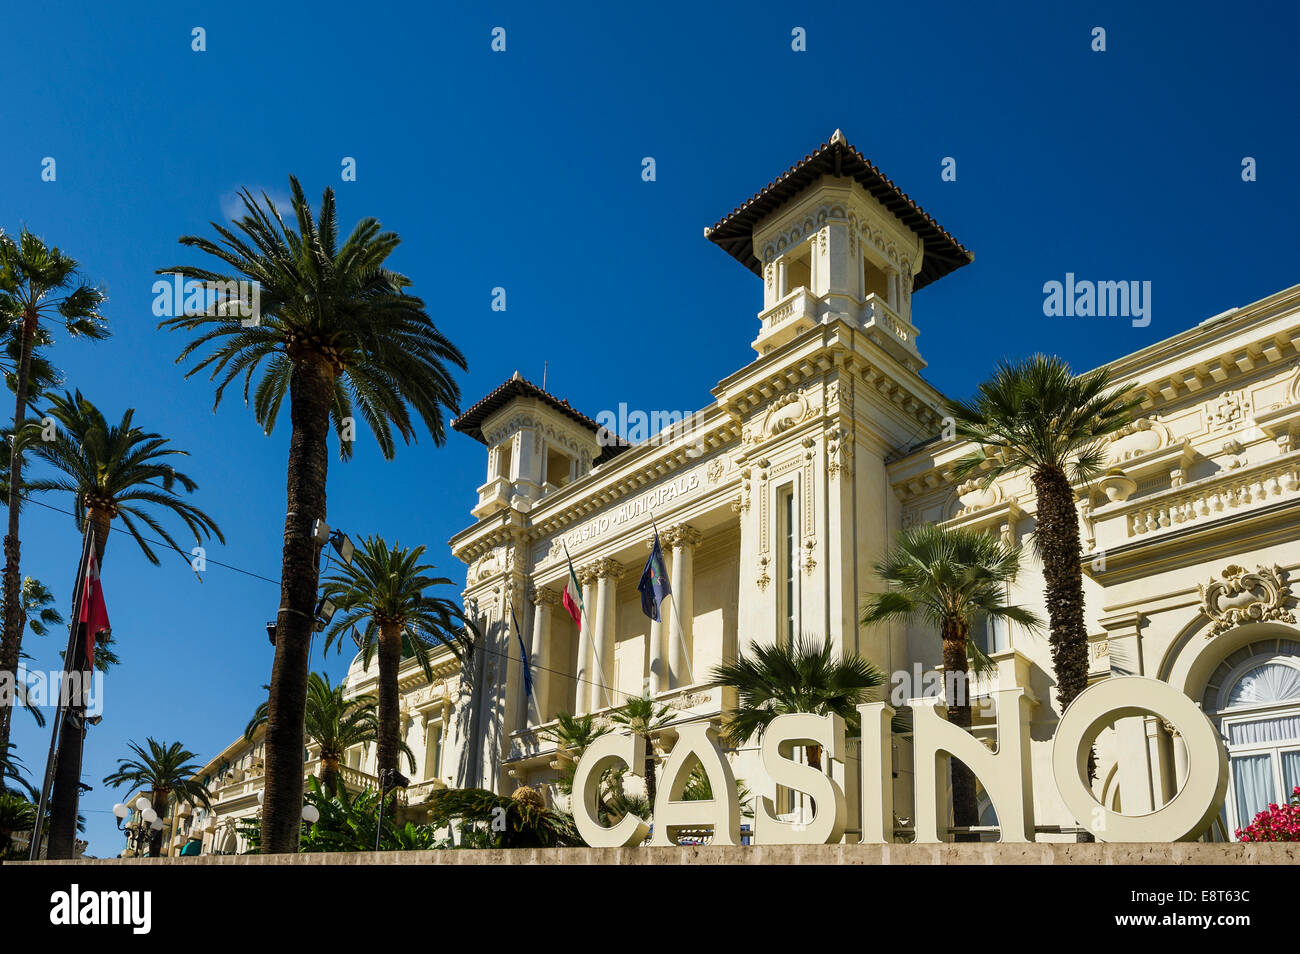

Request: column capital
left=593, top=557, right=626, bottom=580
left=577, top=563, right=601, bottom=585
left=662, top=524, right=703, bottom=549
left=532, top=585, right=560, bottom=607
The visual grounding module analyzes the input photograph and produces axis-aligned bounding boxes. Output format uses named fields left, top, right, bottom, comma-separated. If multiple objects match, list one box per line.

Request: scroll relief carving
left=1199, top=563, right=1295, bottom=638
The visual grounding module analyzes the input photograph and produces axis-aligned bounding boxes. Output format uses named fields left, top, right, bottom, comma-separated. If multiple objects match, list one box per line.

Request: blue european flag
left=638, top=530, right=672, bottom=621
left=511, top=604, right=533, bottom=702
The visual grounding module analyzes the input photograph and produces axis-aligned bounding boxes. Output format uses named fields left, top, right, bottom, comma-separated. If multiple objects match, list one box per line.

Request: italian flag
left=561, top=543, right=584, bottom=629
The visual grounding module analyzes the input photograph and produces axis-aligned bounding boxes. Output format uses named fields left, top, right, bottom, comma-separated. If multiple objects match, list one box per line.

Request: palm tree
left=320, top=537, right=473, bottom=783
left=427, top=786, right=582, bottom=848
left=710, top=635, right=885, bottom=773
left=0, top=229, right=108, bottom=761
left=102, top=738, right=212, bottom=858
left=0, top=741, right=37, bottom=799
left=860, top=523, right=1041, bottom=837
left=29, top=390, right=224, bottom=566
left=608, top=695, right=672, bottom=808
left=159, top=178, right=468, bottom=852
left=27, top=390, right=222, bottom=856
left=243, top=672, right=410, bottom=796
left=1, top=577, right=65, bottom=732
left=539, top=711, right=612, bottom=795
left=945, top=354, right=1139, bottom=776
left=0, top=790, right=35, bottom=860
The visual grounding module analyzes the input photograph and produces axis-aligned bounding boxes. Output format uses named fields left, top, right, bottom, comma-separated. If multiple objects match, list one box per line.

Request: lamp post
left=113, top=797, right=160, bottom=858
left=268, top=524, right=354, bottom=645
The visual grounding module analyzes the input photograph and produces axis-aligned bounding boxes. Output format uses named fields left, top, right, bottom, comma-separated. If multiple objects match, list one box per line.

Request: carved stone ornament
left=1199, top=563, right=1296, bottom=638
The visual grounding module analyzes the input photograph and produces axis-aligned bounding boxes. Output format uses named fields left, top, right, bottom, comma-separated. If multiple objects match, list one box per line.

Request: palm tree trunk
left=149, top=791, right=166, bottom=858
left=46, top=704, right=86, bottom=859
left=320, top=755, right=340, bottom=798
left=261, top=354, right=334, bottom=854
left=86, top=503, right=112, bottom=565
left=1031, top=465, right=1095, bottom=779
left=376, top=621, right=402, bottom=780
left=941, top=617, right=979, bottom=842
left=0, top=305, right=38, bottom=765
left=643, top=737, right=656, bottom=809
left=47, top=506, right=114, bottom=858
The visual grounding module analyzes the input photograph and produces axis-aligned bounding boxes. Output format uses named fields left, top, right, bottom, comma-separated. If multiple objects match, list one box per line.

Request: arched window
left=1204, top=639, right=1300, bottom=838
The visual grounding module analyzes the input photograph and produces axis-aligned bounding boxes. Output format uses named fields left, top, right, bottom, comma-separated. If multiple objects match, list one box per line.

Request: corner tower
left=704, top=129, right=972, bottom=367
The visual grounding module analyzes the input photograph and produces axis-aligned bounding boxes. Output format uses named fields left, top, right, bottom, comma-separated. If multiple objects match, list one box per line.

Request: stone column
left=530, top=586, right=557, bottom=724
left=576, top=566, right=598, bottom=713
left=665, top=525, right=703, bottom=689
left=592, top=559, right=625, bottom=711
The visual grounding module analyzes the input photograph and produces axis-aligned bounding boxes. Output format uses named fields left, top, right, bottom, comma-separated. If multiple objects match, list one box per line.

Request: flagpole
left=28, top=520, right=95, bottom=860
left=564, top=541, right=610, bottom=711
left=649, top=512, right=695, bottom=688
left=508, top=598, right=541, bottom=727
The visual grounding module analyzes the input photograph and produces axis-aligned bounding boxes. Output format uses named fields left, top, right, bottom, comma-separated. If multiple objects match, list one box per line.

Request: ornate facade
left=184, top=131, right=1300, bottom=849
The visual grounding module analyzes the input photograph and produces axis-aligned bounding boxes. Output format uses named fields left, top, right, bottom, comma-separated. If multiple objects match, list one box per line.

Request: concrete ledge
left=8, top=843, right=1294, bottom=865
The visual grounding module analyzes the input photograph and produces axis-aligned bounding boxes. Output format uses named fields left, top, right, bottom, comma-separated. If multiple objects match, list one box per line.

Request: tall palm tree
left=29, top=390, right=224, bottom=566
left=27, top=390, right=222, bottom=856
left=159, top=178, right=468, bottom=852
left=320, top=537, right=474, bottom=783
left=710, top=635, right=885, bottom=773
left=608, top=695, right=672, bottom=807
left=945, top=355, right=1139, bottom=776
left=103, top=738, right=211, bottom=858
left=243, top=672, right=410, bottom=796
left=0, top=229, right=108, bottom=761
left=860, top=523, right=1042, bottom=837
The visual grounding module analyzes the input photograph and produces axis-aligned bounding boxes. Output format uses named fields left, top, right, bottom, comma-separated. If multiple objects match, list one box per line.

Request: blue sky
left=2, top=1, right=1296, bottom=855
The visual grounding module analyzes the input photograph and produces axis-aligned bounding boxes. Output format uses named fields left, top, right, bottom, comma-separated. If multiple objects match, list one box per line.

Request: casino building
left=183, top=130, right=1300, bottom=853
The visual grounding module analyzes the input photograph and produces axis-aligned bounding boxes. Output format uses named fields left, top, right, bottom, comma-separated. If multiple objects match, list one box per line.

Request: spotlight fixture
left=266, top=621, right=277, bottom=645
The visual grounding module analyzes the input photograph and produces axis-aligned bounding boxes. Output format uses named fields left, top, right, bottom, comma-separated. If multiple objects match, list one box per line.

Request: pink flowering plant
left=1234, top=785, right=1300, bottom=842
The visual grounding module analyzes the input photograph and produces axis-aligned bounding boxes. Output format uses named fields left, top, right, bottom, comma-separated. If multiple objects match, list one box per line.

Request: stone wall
left=10, top=843, right=1295, bottom=865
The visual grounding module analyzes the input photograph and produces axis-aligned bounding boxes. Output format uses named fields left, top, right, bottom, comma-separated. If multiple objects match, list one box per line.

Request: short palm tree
left=0, top=790, right=35, bottom=860
left=608, top=695, right=672, bottom=807
left=102, top=738, right=212, bottom=857
left=243, top=672, right=411, bottom=796
left=0, top=228, right=108, bottom=761
left=159, top=178, right=468, bottom=852
left=29, top=390, right=224, bottom=565
left=539, top=711, right=612, bottom=796
left=710, top=635, right=886, bottom=772
left=321, top=537, right=474, bottom=783
left=861, top=523, right=1042, bottom=836
left=428, top=786, right=582, bottom=848
left=945, top=354, right=1138, bottom=776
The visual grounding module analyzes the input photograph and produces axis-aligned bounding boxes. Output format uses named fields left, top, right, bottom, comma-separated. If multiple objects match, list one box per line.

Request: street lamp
left=114, top=802, right=152, bottom=857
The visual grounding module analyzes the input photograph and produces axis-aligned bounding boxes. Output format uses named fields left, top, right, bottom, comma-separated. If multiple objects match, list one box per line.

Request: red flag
left=79, top=552, right=110, bottom=670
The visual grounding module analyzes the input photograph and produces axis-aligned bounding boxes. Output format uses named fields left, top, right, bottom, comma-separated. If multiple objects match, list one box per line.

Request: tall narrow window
left=779, top=485, right=797, bottom=648
left=424, top=723, right=443, bottom=780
